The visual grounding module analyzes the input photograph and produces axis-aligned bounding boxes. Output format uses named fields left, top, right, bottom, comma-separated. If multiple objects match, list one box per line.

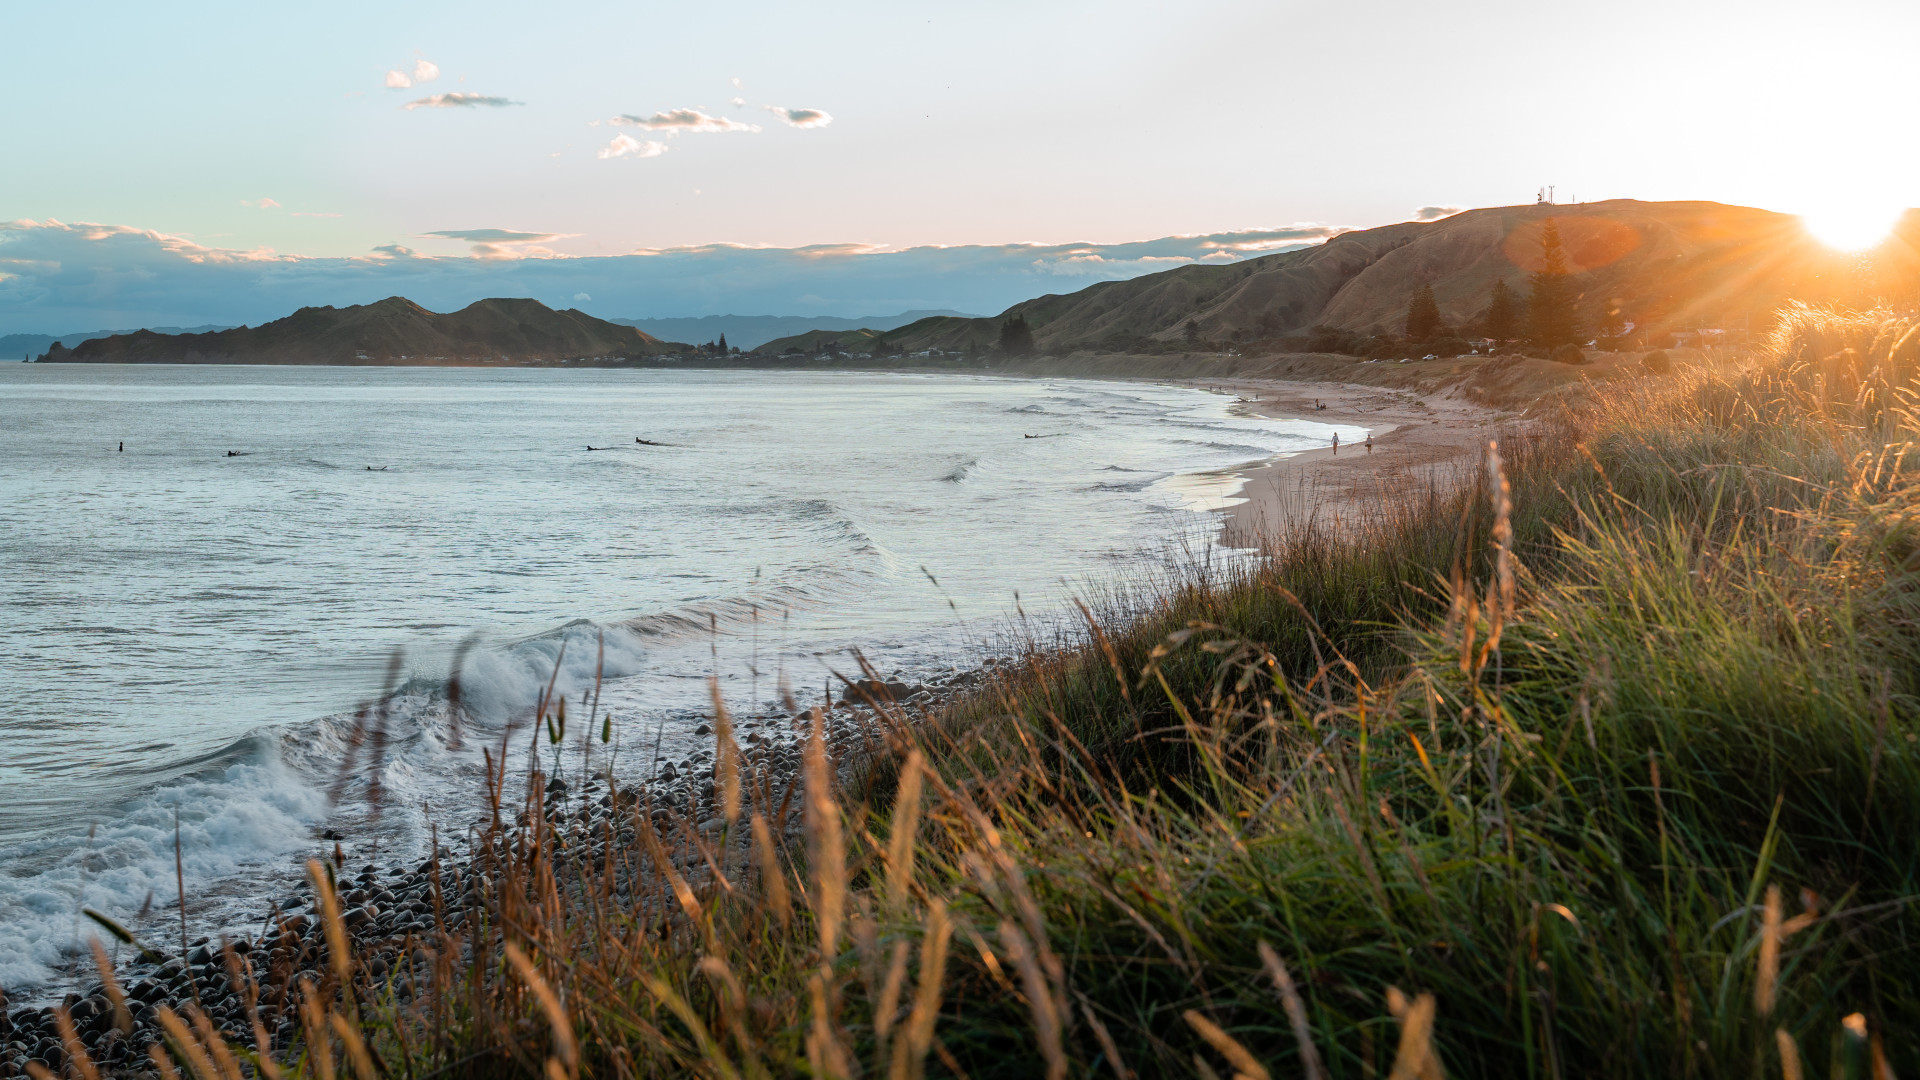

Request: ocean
left=0, top=363, right=1360, bottom=992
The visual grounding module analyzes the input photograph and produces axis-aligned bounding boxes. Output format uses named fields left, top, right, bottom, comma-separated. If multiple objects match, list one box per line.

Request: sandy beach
left=1202, top=377, right=1511, bottom=547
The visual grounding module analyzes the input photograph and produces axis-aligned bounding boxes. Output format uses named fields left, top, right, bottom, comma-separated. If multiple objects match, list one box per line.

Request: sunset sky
left=3, top=0, right=1916, bottom=331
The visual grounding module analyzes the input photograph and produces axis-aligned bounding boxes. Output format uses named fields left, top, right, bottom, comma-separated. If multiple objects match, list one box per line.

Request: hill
left=45, top=298, right=685, bottom=365
left=807, top=200, right=1918, bottom=355
left=610, top=310, right=977, bottom=350
left=2, top=325, right=233, bottom=361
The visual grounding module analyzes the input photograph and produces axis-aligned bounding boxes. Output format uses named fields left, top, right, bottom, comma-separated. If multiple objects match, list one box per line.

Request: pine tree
left=1405, top=284, right=1441, bottom=342
left=1528, top=218, right=1581, bottom=347
left=998, top=315, right=1034, bottom=356
left=717, top=333, right=728, bottom=354
left=1484, top=280, right=1518, bottom=341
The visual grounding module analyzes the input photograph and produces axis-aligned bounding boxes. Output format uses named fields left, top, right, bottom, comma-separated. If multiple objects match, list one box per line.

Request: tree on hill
left=717, top=333, right=728, bottom=353
left=1484, top=280, right=1519, bottom=341
left=1528, top=218, right=1582, bottom=347
left=1183, top=318, right=1201, bottom=347
left=1405, top=284, right=1441, bottom=342
left=998, top=315, right=1034, bottom=357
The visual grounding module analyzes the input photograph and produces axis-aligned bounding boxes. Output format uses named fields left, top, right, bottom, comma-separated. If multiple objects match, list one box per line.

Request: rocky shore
left=0, top=670, right=979, bottom=1078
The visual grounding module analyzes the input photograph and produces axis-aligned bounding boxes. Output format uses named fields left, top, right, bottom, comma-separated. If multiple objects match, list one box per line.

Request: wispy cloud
left=404, top=92, right=519, bottom=110
left=597, top=134, right=669, bottom=160
left=419, top=228, right=575, bottom=260
left=613, top=108, right=759, bottom=134
left=730, top=97, right=746, bottom=108
left=1414, top=205, right=1464, bottom=221
left=240, top=198, right=281, bottom=210
left=765, top=105, right=832, bottom=128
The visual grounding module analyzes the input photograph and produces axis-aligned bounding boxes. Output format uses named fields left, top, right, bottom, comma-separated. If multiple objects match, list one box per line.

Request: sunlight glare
left=1801, top=203, right=1904, bottom=252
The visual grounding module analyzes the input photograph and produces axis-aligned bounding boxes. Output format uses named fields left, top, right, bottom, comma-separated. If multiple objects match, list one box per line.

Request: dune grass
left=112, top=304, right=1920, bottom=1079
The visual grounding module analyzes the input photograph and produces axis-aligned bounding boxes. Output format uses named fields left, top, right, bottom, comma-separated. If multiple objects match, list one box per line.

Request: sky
left=3, top=0, right=1917, bottom=333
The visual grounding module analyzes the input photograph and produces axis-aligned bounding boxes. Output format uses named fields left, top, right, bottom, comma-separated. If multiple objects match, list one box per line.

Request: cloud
left=403, top=92, right=518, bottom=110
left=730, top=97, right=746, bottom=108
left=240, top=198, right=281, bottom=210
left=597, top=134, right=669, bottom=160
left=765, top=106, right=832, bottom=128
left=0, top=218, right=1350, bottom=336
left=573, top=292, right=591, bottom=301
left=612, top=108, right=759, bottom=134
left=385, top=69, right=412, bottom=89
left=730, top=77, right=742, bottom=88
left=419, top=228, right=575, bottom=260
left=412, top=59, right=439, bottom=83
left=1414, top=205, right=1464, bottom=221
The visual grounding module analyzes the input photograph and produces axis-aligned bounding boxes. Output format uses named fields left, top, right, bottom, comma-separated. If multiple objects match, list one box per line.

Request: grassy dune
left=84, top=306, right=1920, bottom=1078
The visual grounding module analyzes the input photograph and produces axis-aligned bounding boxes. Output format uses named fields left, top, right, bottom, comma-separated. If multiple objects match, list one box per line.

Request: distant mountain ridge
left=608, top=310, right=978, bottom=350
left=47, top=297, right=685, bottom=365
left=2, top=326, right=233, bottom=361
left=759, top=200, right=1917, bottom=355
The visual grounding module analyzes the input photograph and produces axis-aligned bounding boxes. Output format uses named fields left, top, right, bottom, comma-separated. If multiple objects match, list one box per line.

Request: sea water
left=0, top=364, right=1360, bottom=991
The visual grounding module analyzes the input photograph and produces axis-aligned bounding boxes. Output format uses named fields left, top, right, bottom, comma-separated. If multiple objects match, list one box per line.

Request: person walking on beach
left=1331, top=431, right=1339, bottom=454
left=1365, top=432, right=1372, bottom=453
left=118, top=442, right=123, bottom=452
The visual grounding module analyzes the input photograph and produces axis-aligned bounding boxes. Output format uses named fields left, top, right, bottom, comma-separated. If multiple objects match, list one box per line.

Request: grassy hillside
left=866, top=201, right=1920, bottom=356
left=69, top=305, right=1920, bottom=1078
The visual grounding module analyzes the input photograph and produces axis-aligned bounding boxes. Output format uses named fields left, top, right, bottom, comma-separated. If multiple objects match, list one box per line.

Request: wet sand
left=1198, top=378, right=1511, bottom=547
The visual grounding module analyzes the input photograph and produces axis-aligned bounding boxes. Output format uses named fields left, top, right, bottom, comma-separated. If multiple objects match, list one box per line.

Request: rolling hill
left=756, top=200, right=1919, bottom=355
left=46, top=297, right=686, bottom=365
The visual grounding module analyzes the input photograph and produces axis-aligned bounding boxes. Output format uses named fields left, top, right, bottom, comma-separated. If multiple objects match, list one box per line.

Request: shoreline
left=1187, top=376, right=1509, bottom=547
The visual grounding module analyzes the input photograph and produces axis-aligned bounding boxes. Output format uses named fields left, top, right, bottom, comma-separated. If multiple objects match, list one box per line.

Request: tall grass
left=137, top=305, right=1919, bottom=1078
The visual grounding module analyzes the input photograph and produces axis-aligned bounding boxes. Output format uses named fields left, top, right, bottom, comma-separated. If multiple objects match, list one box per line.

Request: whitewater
left=0, top=364, right=1361, bottom=993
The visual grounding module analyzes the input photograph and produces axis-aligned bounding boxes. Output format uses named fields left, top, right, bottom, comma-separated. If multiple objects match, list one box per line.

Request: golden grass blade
left=750, top=812, right=792, bottom=926
left=886, top=750, right=925, bottom=908
left=875, top=940, right=912, bottom=1046
left=1775, top=1027, right=1803, bottom=1080
left=505, top=943, right=579, bottom=1074
left=712, top=678, right=742, bottom=827
left=1001, top=921, right=1065, bottom=1080
left=53, top=1005, right=101, bottom=1080
left=803, top=707, right=847, bottom=958
left=642, top=975, right=741, bottom=1080
left=155, top=1006, right=221, bottom=1080
left=1257, top=941, right=1327, bottom=1080
left=1078, top=999, right=1134, bottom=1080
left=305, top=859, right=354, bottom=992
left=1384, top=988, right=1442, bottom=1080
left=88, top=937, right=135, bottom=1035
left=327, top=1013, right=378, bottom=1080
left=899, top=899, right=952, bottom=1080
left=806, top=970, right=856, bottom=1080
left=640, top=821, right=704, bottom=927
left=147, top=1044, right=184, bottom=1080
left=190, top=1007, right=246, bottom=1080
left=301, top=1001, right=334, bottom=1080
left=1182, top=1010, right=1269, bottom=1080
left=1756, top=884, right=1781, bottom=1017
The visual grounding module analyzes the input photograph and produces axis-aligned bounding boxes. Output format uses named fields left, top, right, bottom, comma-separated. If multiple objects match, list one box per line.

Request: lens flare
left=1800, top=204, right=1904, bottom=252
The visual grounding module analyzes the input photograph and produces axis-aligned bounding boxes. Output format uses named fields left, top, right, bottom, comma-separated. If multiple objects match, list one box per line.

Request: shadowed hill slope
left=49, top=297, right=686, bottom=365
left=763, top=200, right=1917, bottom=355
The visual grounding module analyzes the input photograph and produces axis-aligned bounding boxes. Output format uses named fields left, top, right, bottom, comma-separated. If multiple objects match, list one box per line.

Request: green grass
left=119, top=304, right=1920, bottom=1079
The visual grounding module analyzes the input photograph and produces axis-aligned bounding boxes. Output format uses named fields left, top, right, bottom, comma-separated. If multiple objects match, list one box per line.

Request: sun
left=1800, top=203, right=1905, bottom=252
